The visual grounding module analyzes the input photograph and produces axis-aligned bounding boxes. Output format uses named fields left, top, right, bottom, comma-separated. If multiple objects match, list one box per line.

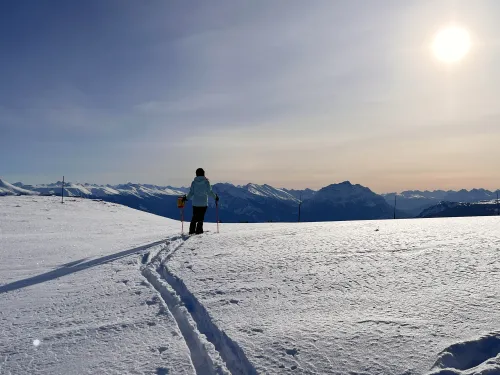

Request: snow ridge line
left=159, top=264, right=258, bottom=375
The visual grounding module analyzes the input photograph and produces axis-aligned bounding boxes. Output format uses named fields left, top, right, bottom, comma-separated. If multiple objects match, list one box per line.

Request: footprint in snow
left=146, top=296, right=160, bottom=306
left=285, top=348, right=299, bottom=356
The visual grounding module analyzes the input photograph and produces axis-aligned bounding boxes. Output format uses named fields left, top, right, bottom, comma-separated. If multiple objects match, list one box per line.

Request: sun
left=432, top=26, right=471, bottom=64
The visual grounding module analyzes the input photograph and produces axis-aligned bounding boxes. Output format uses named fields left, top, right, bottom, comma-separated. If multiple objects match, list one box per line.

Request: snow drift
left=428, top=332, right=500, bottom=374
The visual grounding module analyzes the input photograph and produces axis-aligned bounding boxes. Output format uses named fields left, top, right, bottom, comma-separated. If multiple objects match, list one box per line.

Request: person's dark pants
left=189, top=206, right=208, bottom=234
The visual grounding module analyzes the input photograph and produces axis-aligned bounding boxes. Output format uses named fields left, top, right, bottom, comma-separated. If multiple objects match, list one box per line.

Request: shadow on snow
left=0, top=238, right=168, bottom=295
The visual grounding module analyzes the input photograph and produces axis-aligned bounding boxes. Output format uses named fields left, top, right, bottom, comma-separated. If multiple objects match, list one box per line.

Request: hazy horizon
left=1, top=1, right=499, bottom=192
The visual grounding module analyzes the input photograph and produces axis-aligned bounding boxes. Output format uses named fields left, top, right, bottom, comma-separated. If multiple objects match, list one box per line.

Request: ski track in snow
left=140, top=235, right=258, bottom=375
left=0, top=239, right=197, bottom=375
left=0, top=196, right=196, bottom=375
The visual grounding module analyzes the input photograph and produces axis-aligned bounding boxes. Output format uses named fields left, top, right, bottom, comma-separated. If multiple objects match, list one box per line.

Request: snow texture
left=1, top=196, right=499, bottom=374
left=168, top=218, right=500, bottom=374
left=0, top=196, right=196, bottom=374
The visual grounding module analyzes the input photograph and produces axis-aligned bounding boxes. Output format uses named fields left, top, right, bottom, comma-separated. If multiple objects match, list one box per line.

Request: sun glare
left=432, top=26, right=471, bottom=64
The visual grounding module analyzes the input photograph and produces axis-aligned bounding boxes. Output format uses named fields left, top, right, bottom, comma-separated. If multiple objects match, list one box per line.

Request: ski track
left=140, top=236, right=256, bottom=375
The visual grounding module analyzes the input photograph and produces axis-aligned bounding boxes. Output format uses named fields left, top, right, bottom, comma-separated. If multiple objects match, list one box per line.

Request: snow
left=476, top=199, right=499, bottom=205
left=428, top=332, right=500, bottom=374
left=13, top=181, right=186, bottom=199
left=244, top=184, right=299, bottom=203
left=1, top=196, right=499, bottom=374
left=167, top=218, right=500, bottom=374
left=108, top=183, right=185, bottom=198
left=18, top=182, right=94, bottom=197
left=0, top=196, right=195, bottom=374
left=213, top=183, right=299, bottom=203
left=0, top=178, right=38, bottom=196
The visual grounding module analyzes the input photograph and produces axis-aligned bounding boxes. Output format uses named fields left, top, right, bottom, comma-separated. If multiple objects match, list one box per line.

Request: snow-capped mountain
left=7, top=179, right=386, bottom=223
left=210, top=183, right=300, bottom=222
left=382, top=192, right=440, bottom=217
left=301, top=181, right=406, bottom=221
left=383, top=189, right=499, bottom=217
left=419, top=199, right=499, bottom=218
left=19, top=181, right=186, bottom=198
left=0, top=178, right=38, bottom=196
left=443, top=188, right=497, bottom=203
left=243, top=183, right=299, bottom=203
left=11, top=180, right=301, bottom=223
left=6, top=178, right=498, bottom=222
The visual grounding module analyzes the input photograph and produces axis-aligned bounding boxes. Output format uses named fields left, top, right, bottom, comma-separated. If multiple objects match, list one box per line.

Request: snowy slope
left=0, top=178, right=38, bottom=196
left=0, top=196, right=200, bottom=374
left=167, top=217, right=500, bottom=374
left=1, top=196, right=499, bottom=374
left=243, top=183, right=299, bottom=203
left=212, top=183, right=298, bottom=203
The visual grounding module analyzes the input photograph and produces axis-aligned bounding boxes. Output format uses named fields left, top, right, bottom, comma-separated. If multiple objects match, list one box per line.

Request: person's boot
left=195, top=221, right=204, bottom=234
left=189, top=221, right=196, bottom=235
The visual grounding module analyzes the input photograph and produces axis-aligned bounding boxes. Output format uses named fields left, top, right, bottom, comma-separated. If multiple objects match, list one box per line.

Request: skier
left=182, top=168, right=219, bottom=235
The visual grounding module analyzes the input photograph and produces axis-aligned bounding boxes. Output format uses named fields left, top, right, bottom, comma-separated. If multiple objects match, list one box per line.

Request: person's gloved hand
left=215, top=194, right=219, bottom=202
left=181, top=195, right=187, bottom=202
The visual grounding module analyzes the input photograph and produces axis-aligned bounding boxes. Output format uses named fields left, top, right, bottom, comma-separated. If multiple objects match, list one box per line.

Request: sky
left=1, top=0, right=499, bottom=192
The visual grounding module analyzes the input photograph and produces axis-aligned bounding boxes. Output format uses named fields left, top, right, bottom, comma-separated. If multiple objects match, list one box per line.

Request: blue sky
left=1, top=0, right=499, bottom=192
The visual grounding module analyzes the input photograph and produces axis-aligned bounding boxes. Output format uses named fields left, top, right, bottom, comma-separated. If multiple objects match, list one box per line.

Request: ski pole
left=177, top=196, right=185, bottom=235
left=181, top=206, right=184, bottom=235
left=216, top=200, right=219, bottom=234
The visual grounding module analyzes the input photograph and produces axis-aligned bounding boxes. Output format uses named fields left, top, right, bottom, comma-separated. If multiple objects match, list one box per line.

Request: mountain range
left=382, top=189, right=499, bottom=217
left=1, top=178, right=498, bottom=222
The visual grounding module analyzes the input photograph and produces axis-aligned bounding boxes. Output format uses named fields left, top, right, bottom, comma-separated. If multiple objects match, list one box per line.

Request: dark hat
left=196, top=168, right=205, bottom=176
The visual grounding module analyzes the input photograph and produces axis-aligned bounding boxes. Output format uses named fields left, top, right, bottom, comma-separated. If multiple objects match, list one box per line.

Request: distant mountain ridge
left=0, top=179, right=38, bottom=196
left=419, top=200, right=499, bottom=218
left=301, top=181, right=407, bottom=221
left=2, top=178, right=309, bottom=223
left=382, top=189, right=499, bottom=216
left=2, top=178, right=498, bottom=222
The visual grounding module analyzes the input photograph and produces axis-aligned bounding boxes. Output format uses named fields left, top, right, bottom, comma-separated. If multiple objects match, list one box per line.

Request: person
left=182, top=168, right=219, bottom=235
